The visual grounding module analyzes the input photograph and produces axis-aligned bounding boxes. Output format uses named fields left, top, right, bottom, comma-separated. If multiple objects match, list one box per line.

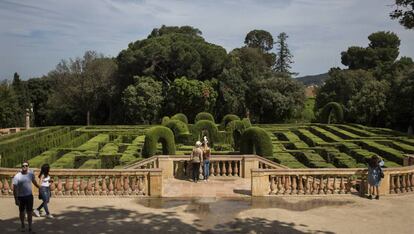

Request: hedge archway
left=142, top=126, right=176, bottom=158
left=226, top=120, right=247, bottom=151
left=195, top=112, right=215, bottom=123
left=161, top=116, right=170, bottom=125
left=240, top=127, right=273, bottom=158
left=320, top=102, right=344, bottom=124
left=221, top=114, right=240, bottom=129
left=193, top=120, right=219, bottom=146
left=165, top=120, right=191, bottom=143
left=171, top=113, right=188, bottom=124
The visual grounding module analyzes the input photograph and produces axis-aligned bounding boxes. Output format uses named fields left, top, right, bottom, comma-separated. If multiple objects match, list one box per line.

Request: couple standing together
left=190, top=136, right=211, bottom=183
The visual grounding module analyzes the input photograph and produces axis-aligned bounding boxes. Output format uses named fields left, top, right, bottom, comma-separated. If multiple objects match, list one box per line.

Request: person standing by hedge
left=12, top=161, right=40, bottom=233
left=202, top=137, right=211, bottom=182
left=367, top=155, right=384, bottom=200
left=33, top=164, right=54, bottom=218
left=190, top=141, right=203, bottom=183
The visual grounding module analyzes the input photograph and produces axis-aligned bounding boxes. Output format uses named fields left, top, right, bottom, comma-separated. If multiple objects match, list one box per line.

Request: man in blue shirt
left=12, top=161, right=40, bottom=233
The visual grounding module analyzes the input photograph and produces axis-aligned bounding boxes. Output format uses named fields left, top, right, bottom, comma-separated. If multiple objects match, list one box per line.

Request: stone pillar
left=251, top=170, right=269, bottom=196
left=148, top=170, right=163, bottom=197
left=158, top=156, right=174, bottom=179
left=25, top=109, right=30, bottom=129
left=242, top=155, right=259, bottom=178
left=403, top=154, right=414, bottom=166
left=378, top=171, right=390, bottom=196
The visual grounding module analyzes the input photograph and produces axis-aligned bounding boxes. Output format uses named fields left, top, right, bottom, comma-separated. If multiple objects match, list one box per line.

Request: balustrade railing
left=0, top=168, right=162, bottom=197
left=388, top=166, right=414, bottom=194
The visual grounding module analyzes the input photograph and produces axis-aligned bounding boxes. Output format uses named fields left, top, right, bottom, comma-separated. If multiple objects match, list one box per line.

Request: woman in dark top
left=367, top=155, right=384, bottom=200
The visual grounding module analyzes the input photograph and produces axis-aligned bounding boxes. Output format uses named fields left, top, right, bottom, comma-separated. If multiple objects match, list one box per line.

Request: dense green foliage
left=390, top=0, right=414, bottom=29
left=165, top=119, right=190, bottom=143
left=240, top=127, right=273, bottom=157
left=194, top=112, right=215, bottom=123
left=192, top=120, right=219, bottom=146
left=320, top=102, right=344, bottom=124
left=142, top=126, right=176, bottom=157
left=226, top=120, right=248, bottom=150
left=171, top=113, right=189, bottom=124
left=221, top=114, right=240, bottom=129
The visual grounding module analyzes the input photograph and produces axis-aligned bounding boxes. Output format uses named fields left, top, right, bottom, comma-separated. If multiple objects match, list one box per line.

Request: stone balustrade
left=388, top=166, right=414, bottom=194
left=0, top=168, right=162, bottom=197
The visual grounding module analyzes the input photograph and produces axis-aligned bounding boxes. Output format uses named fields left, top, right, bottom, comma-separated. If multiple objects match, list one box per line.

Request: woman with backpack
left=367, top=155, right=384, bottom=200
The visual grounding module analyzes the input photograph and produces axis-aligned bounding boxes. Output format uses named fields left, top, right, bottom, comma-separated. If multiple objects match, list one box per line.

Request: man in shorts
left=12, top=161, right=40, bottom=233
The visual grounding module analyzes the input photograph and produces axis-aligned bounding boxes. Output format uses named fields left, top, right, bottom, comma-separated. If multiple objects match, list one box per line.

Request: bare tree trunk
left=87, top=111, right=90, bottom=126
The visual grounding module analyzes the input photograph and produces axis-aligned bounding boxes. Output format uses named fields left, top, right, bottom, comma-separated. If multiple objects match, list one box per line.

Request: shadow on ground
left=0, top=203, right=335, bottom=234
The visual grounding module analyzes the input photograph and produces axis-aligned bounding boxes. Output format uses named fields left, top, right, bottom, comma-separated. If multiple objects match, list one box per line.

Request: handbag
left=379, top=167, right=384, bottom=179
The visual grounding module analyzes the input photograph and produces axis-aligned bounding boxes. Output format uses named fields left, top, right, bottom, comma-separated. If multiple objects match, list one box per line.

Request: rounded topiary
left=161, top=116, right=170, bottom=126
left=242, top=118, right=252, bottom=128
left=193, top=120, right=219, bottom=146
left=221, top=114, right=240, bottom=129
left=171, top=113, right=188, bottom=124
left=142, top=126, right=176, bottom=158
left=320, top=102, right=344, bottom=124
left=165, top=120, right=191, bottom=143
left=240, top=127, right=273, bottom=158
left=195, top=112, right=215, bottom=123
left=226, top=120, right=247, bottom=151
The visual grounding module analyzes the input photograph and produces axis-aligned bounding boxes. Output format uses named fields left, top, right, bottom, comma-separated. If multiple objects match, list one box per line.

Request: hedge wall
left=142, top=126, right=176, bottom=157
left=171, top=113, right=188, bottom=124
left=161, top=116, right=170, bottom=126
left=242, top=118, right=252, bottom=128
left=320, top=102, right=344, bottom=124
left=221, top=114, right=240, bottom=129
left=195, top=112, right=215, bottom=123
left=240, top=127, right=273, bottom=158
left=226, top=120, right=247, bottom=151
left=193, top=120, right=219, bottom=146
left=165, top=120, right=191, bottom=143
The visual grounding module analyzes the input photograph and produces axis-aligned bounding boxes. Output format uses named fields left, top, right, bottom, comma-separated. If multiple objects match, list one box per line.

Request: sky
left=0, top=0, right=413, bottom=80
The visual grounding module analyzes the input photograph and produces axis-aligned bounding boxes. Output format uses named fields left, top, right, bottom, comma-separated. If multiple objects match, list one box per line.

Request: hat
left=196, top=141, right=202, bottom=147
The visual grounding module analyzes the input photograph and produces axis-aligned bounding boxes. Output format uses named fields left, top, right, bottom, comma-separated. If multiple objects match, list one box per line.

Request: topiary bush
left=171, top=113, right=188, bottom=124
left=142, top=126, right=176, bottom=157
left=242, top=118, right=252, bottom=128
left=195, top=112, right=215, bottom=123
left=240, top=127, right=273, bottom=158
left=226, top=120, right=247, bottom=151
left=165, top=120, right=191, bottom=144
left=193, top=120, right=219, bottom=147
left=161, top=116, right=170, bottom=126
left=221, top=114, right=240, bottom=129
left=320, top=102, right=344, bottom=124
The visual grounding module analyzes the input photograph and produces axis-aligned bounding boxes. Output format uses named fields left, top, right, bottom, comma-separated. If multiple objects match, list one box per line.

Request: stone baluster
left=2, top=176, right=10, bottom=195
left=95, top=176, right=101, bottom=195
left=318, top=176, right=324, bottom=194
left=276, top=176, right=283, bottom=194
left=0, top=177, right=3, bottom=196
left=410, top=173, right=414, bottom=191
left=339, top=176, right=345, bottom=194
left=108, top=177, right=114, bottom=195
left=56, top=177, right=63, bottom=196
left=235, top=161, right=240, bottom=177
left=86, top=177, right=93, bottom=195
left=124, top=176, right=130, bottom=195
left=210, top=162, right=215, bottom=177
left=217, top=162, right=222, bottom=176
left=64, top=177, right=71, bottom=195
left=284, top=176, right=291, bottom=195
left=395, top=175, right=400, bottom=193
left=101, top=176, right=108, bottom=195
left=270, top=176, right=276, bottom=194
left=303, top=176, right=309, bottom=195
left=311, top=176, right=317, bottom=194
left=116, top=176, right=123, bottom=195
left=331, top=177, right=336, bottom=194
left=389, top=175, right=395, bottom=194
left=224, top=161, right=229, bottom=176
left=291, top=176, right=297, bottom=195
left=228, top=161, right=233, bottom=176
left=324, top=176, right=330, bottom=194
left=297, top=175, right=304, bottom=195
left=138, top=177, right=144, bottom=195
left=72, top=177, right=79, bottom=196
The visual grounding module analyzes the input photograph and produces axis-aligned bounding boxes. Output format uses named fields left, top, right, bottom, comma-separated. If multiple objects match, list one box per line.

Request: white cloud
left=0, top=0, right=413, bottom=79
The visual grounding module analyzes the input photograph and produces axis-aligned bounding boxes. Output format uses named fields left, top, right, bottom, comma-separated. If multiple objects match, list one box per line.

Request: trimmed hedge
left=240, top=127, right=273, bottom=158
left=79, top=159, right=101, bottom=169
left=77, top=134, right=109, bottom=151
left=226, top=120, right=247, bottom=150
left=221, top=114, right=240, bottom=129
left=242, top=118, right=252, bottom=128
left=320, top=102, right=344, bottom=124
left=165, top=120, right=191, bottom=143
left=171, top=113, right=188, bottom=124
left=100, top=154, right=122, bottom=169
left=51, top=151, right=82, bottom=169
left=193, top=120, right=219, bottom=146
left=195, top=112, right=215, bottom=123
left=142, top=126, right=176, bottom=157
left=161, top=116, right=170, bottom=126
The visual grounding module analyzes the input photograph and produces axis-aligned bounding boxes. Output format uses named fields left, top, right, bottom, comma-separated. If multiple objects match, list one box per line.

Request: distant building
left=305, top=85, right=317, bottom=98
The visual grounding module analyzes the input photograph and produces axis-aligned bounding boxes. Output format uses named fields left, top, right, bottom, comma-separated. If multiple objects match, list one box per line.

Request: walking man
left=13, top=161, right=40, bottom=233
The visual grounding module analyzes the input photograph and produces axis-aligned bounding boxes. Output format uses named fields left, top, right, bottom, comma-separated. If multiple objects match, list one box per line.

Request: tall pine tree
left=274, top=32, right=295, bottom=75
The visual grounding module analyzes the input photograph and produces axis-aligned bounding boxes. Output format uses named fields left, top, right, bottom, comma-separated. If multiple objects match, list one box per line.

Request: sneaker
left=367, top=195, right=373, bottom=200
left=375, top=195, right=379, bottom=200
left=46, top=214, right=54, bottom=219
left=33, top=209, right=40, bottom=217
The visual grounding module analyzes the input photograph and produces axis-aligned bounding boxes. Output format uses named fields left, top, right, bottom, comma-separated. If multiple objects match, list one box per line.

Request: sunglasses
left=22, top=164, right=29, bottom=168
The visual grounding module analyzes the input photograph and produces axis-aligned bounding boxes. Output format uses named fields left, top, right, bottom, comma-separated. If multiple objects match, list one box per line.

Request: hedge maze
left=1, top=117, right=413, bottom=169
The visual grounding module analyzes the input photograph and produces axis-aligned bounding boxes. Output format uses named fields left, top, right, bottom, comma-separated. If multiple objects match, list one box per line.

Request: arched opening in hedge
left=320, top=102, right=344, bottom=124
left=165, top=120, right=191, bottom=144
left=193, top=120, right=218, bottom=147
left=226, top=120, right=247, bottom=151
left=142, top=126, right=176, bottom=158
left=240, top=127, right=273, bottom=158
left=221, top=114, right=240, bottom=130
left=171, top=113, right=188, bottom=124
